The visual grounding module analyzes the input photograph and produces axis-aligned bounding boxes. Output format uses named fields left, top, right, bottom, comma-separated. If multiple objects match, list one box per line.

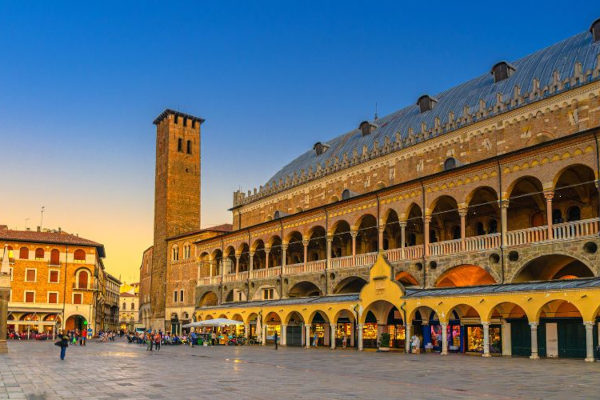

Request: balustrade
left=552, top=218, right=599, bottom=241
left=429, top=238, right=462, bottom=257
left=464, top=233, right=501, bottom=252
left=330, top=255, right=354, bottom=269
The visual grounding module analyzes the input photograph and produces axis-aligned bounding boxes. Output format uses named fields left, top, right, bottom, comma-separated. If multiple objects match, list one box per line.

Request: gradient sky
left=1, top=1, right=598, bottom=282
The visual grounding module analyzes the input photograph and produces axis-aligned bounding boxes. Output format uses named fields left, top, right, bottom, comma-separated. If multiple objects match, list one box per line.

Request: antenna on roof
left=40, top=206, right=45, bottom=230
left=374, top=102, right=379, bottom=121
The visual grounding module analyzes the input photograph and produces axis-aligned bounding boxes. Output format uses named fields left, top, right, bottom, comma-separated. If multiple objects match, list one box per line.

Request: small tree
left=378, top=332, right=391, bottom=348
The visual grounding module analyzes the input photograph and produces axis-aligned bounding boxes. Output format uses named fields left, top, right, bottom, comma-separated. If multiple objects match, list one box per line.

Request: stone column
left=249, top=251, right=255, bottom=272
left=265, top=248, right=270, bottom=270
left=584, top=321, right=595, bottom=362
left=501, top=321, right=511, bottom=356
left=281, top=244, right=287, bottom=271
left=459, top=207, right=467, bottom=251
left=500, top=200, right=509, bottom=247
left=244, top=323, right=250, bottom=339
left=262, top=324, right=267, bottom=345
left=378, top=225, right=385, bottom=252
left=441, top=322, right=448, bottom=355
left=405, top=323, right=411, bottom=353
left=350, top=323, right=355, bottom=347
left=399, top=221, right=407, bottom=258
left=326, top=236, right=332, bottom=270
left=357, top=323, right=364, bottom=351
left=302, top=240, right=309, bottom=269
left=424, top=216, right=431, bottom=257
left=529, top=322, right=539, bottom=360
left=351, top=231, right=357, bottom=264
left=482, top=322, right=491, bottom=357
left=544, top=191, right=554, bottom=240
left=330, top=323, right=336, bottom=349
left=281, top=324, right=287, bottom=346
left=0, top=283, right=8, bottom=354
left=305, top=324, right=311, bottom=349
left=235, top=255, right=240, bottom=275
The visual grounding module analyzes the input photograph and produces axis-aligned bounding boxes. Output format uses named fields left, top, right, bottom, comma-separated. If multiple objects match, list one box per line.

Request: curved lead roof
left=266, top=30, right=600, bottom=187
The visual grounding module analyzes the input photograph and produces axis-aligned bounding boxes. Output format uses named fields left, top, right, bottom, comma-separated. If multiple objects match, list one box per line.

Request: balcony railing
left=250, top=266, right=281, bottom=279
left=197, top=217, right=599, bottom=285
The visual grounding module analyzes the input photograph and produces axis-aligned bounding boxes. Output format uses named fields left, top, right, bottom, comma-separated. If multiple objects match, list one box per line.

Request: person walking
left=313, top=331, right=318, bottom=348
left=154, top=332, right=161, bottom=351
left=56, top=330, right=69, bottom=360
left=273, top=331, right=278, bottom=350
left=146, top=332, right=153, bottom=351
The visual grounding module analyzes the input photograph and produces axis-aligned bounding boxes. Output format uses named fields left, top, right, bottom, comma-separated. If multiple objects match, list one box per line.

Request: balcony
left=196, top=218, right=599, bottom=286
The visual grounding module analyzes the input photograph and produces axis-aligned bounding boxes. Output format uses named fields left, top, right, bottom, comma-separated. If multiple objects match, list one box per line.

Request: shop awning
left=182, top=318, right=244, bottom=328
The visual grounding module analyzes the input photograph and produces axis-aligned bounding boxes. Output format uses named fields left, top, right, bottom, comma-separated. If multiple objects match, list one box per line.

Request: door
left=286, top=325, right=302, bottom=347
left=545, top=323, right=558, bottom=358
left=558, top=319, right=586, bottom=359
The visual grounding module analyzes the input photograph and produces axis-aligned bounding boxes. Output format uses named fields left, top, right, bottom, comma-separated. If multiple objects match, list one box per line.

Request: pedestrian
left=211, top=331, right=216, bottom=346
left=146, top=332, right=153, bottom=351
left=190, top=331, right=197, bottom=348
left=273, top=331, right=278, bottom=350
left=55, top=330, right=69, bottom=360
left=154, top=332, right=161, bottom=351
left=342, top=334, right=347, bottom=349
left=313, top=331, right=318, bottom=348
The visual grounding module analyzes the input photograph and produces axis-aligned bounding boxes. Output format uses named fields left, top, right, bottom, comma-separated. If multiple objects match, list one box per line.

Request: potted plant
left=378, top=333, right=391, bottom=352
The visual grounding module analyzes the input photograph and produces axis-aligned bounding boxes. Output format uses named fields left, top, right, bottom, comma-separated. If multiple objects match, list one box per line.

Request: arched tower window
left=444, top=157, right=457, bottom=171
left=35, top=248, right=45, bottom=259
left=50, top=249, right=60, bottom=265
left=77, top=270, right=89, bottom=289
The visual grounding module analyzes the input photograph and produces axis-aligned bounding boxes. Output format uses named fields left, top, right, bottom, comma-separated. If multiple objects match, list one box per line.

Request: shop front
left=335, top=318, right=354, bottom=348
left=363, top=312, right=378, bottom=348
left=465, top=324, right=502, bottom=354
left=386, top=308, right=405, bottom=349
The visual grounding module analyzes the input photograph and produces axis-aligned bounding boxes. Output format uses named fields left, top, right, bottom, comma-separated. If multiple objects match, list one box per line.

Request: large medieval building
left=141, top=19, right=600, bottom=361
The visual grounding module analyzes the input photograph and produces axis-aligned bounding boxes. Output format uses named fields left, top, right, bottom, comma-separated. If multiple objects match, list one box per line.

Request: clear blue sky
left=1, top=1, right=598, bottom=280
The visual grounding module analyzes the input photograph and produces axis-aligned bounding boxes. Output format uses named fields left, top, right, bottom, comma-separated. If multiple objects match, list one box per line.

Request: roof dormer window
left=313, top=142, right=330, bottom=156
left=591, top=17, right=600, bottom=42
left=359, top=121, right=377, bottom=136
left=417, top=95, right=437, bottom=113
left=491, top=61, right=516, bottom=83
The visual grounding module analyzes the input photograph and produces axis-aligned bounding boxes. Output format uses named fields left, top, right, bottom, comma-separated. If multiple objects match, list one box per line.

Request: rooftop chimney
left=591, top=17, right=600, bottom=42
left=0, top=225, right=7, bottom=231
left=36, top=226, right=41, bottom=232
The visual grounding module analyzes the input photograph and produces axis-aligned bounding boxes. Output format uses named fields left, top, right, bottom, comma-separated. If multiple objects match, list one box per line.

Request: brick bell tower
left=150, top=109, right=203, bottom=329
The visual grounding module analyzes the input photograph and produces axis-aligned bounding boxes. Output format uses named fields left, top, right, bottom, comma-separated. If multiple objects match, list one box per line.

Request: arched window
left=444, top=157, right=457, bottom=171
left=50, top=249, right=60, bottom=265
left=172, top=246, right=179, bottom=261
left=488, top=219, right=498, bottom=234
left=476, top=222, right=485, bottom=235
left=452, top=226, right=461, bottom=239
left=77, top=270, right=89, bottom=289
left=74, top=249, right=86, bottom=261
left=131, top=302, right=134, bottom=310
left=552, top=209, right=563, bottom=224
left=34, top=248, right=45, bottom=259
left=122, top=302, right=126, bottom=310
left=567, top=206, right=581, bottom=222
left=19, top=247, right=29, bottom=259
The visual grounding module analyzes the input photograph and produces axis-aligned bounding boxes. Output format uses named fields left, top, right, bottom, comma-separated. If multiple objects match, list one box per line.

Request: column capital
left=543, top=190, right=554, bottom=201
left=399, top=221, right=407, bottom=228
left=264, top=246, right=271, bottom=253
left=281, top=243, right=288, bottom=251
left=326, top=235, right=334, bottom=243
left=500, top=199, right=510, bottom=209
left=529, top=321, right=539, bottom=328
left=458, top=207, right=468, bottom=218
left=378, top=225, right=386, bottom=233
left=481, top=321, right=490, bottom=326
left=302, top=239, right=309, bottom=247
left=249, top=251, right=255, bottom=257
left=424, top=215, right=432, bottom=224
left=584, top=321, right=595, bottom=327
left=350, top=230, right=358, bottom=238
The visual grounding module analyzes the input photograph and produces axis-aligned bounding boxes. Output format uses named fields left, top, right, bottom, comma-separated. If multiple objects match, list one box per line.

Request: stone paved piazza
left=1, top=340, right=598, bottom=400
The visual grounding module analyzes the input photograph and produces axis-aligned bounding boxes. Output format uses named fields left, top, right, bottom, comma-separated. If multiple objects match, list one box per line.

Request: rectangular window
left=48, top=292, right=58, bottom=304
left=49, top=270, right=59, bottom=283
left=186, top=140, right=192, bottom=154
left=263, top=288, right=274, bottom=300
left=177, top=138, right=183, bottom=152
left=25, top=291, right=35, bottom=303
left=73, top=293, right=82, bottom=304
left=180, top=289, right=184, bottom=302
left=25, top=268, right=36, bottom=282
left=173, top=291, right=178, bottom=303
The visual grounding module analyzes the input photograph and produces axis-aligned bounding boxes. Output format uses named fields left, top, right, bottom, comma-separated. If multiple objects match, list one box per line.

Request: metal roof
left=403, top=277, right=600, bottom=298
left=266, top=30, right=600, bottom=188
left=199, top=294, right=359, bottom=311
